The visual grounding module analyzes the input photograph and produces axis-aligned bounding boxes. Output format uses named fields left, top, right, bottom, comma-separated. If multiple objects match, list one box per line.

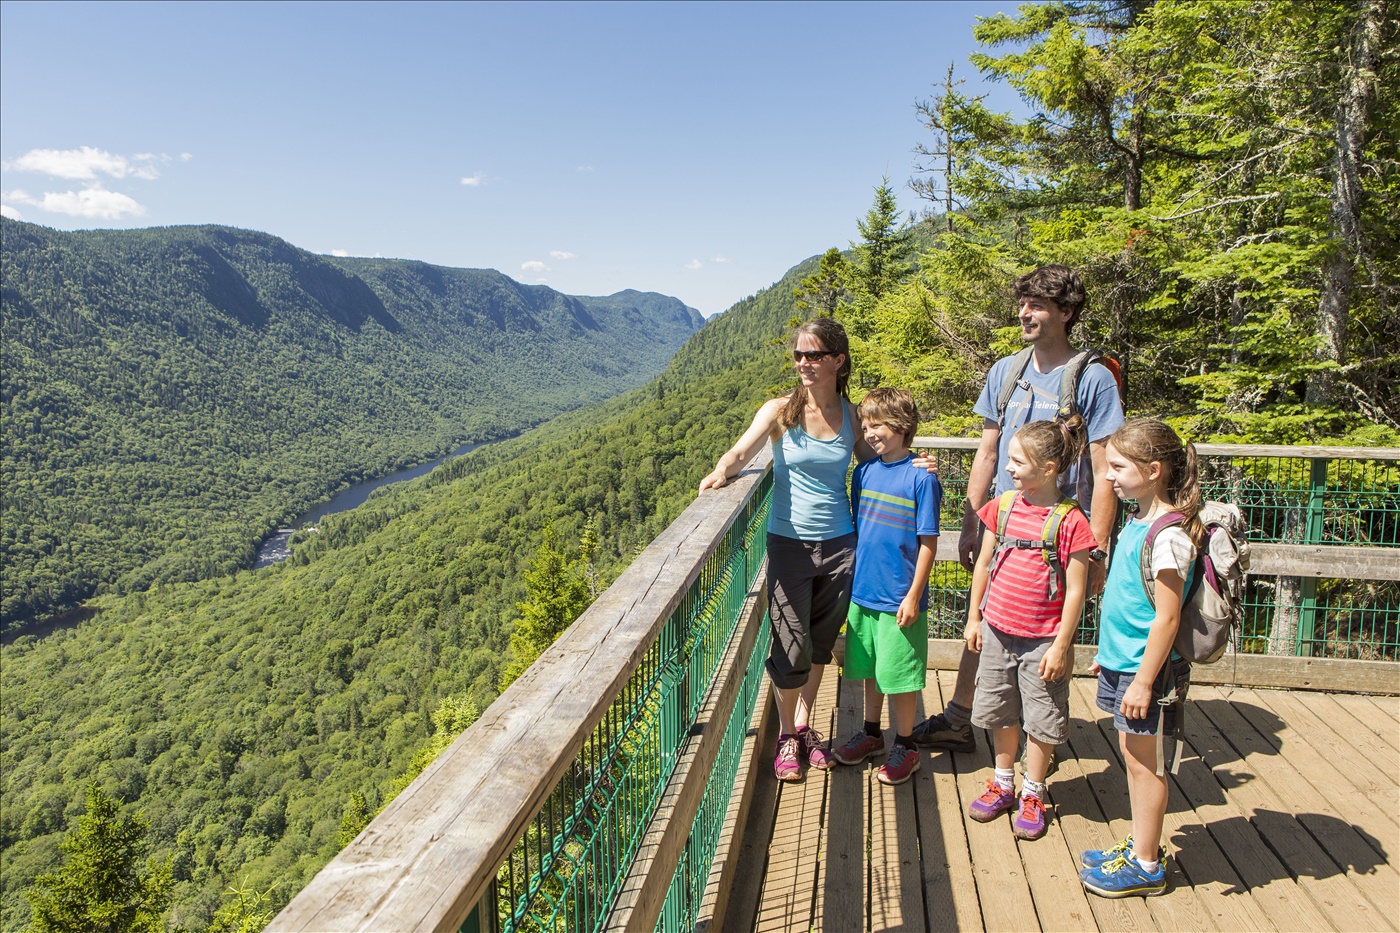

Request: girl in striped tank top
left=963, top=418, right=1097, bottom=840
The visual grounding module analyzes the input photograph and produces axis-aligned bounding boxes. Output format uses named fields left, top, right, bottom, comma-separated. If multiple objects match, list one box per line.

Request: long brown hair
left=1109, top=418, right=1206, bottom=547
left=778, top=317, right=852, bottom=430
left=1013, top=414, right=1086, bottom=479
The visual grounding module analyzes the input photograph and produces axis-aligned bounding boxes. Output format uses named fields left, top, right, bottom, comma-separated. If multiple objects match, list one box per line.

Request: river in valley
left=252, top=438, right=498, bottom=567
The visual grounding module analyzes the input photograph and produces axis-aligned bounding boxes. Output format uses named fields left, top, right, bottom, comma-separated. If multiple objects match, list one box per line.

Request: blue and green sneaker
left=1080, top=854, right=1167, bottom=898
left=1080, top=836, right=1166, bottom=870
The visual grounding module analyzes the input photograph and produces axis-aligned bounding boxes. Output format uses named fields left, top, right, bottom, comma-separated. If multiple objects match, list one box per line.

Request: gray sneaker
left=910, top=712, right=976, bottom=753
left=1018, top=741, right=1060, bottom=778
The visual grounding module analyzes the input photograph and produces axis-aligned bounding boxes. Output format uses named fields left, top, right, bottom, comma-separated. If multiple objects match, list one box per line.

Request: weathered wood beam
left=268, top=452, right=774, bottom=933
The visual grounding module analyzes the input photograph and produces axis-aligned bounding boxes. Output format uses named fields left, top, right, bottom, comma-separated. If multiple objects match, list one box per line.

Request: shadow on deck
left=723, top=669, right=1399, bottom=933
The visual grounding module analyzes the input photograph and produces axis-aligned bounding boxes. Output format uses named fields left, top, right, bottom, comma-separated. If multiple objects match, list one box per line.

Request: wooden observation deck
left=271, top=440, right=1400, bottom=933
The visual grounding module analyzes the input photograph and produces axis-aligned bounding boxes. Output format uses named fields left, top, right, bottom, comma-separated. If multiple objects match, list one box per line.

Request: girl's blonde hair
left=1109, top=418, right=1206, bottom=547
left=778, top=317, right=851, bottom=430
left=1013, top=414, right=1086, bottom=480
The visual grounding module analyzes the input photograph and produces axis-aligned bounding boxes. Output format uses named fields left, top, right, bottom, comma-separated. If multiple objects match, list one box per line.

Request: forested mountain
left=0, top=219, right=704, bottom=630
left=0, top=250, right=806, bottom=931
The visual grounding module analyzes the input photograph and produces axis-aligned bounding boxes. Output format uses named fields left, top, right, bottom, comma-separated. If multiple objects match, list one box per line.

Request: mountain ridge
left=0, top=217, right=703, bottom=628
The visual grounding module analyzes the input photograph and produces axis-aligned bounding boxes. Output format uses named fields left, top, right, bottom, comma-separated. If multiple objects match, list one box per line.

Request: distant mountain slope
left=0, top=250, right=810, bottom=931
left=0, top=219, right=703, bottom=628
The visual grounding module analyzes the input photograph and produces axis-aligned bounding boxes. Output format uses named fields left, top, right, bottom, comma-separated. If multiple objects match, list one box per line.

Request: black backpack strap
left=994, top=347, right=1035, bottom=428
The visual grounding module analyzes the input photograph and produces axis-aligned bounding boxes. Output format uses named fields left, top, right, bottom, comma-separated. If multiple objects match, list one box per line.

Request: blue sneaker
left=1080, top=836, right=1165, bottom=870
left=1080, top=855, right=1167, bottom=898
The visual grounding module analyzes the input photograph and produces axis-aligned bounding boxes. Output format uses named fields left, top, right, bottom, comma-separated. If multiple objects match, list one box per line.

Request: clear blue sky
left=1, top=0, right=1025, bottom=317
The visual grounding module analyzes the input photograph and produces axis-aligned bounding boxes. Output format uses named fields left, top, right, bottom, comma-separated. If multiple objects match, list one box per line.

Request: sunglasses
left=792, top=349, right=837, bottom=362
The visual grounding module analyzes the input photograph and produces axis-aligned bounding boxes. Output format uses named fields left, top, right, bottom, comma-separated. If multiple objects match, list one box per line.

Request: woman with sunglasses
left=700, top=317, right=873, bottom=781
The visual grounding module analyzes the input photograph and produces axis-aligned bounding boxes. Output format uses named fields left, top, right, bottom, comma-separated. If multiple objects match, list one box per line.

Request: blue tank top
left=767, top=402, right=856, bottom=541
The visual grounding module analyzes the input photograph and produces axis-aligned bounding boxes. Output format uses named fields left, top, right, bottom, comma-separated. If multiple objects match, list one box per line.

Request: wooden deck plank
left=916, top=673, right=984, bottom=933
left=714, top=675, right=780, bottom=933
left=1191, top=687, right=1396, bottom=931
left=1230, top=689, right=1398, bottom=844
left=1206, top=688, right=1400, bottom=921
left=1067, top=677, right=1209, bottom=932
left=954, top=713, right=1041, bottom=932
left=1321, top=691, right=1400, bottom=752
left=818, top=672, right=866, bottom=932
left=1008, top=680, right=1108, bottom=933
left=868, top=766, right=925, bottom=931
left=1247, top=687, right=1399, bottom=816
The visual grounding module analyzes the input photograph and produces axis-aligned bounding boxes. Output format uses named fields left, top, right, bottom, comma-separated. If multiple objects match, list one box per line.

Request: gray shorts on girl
left=970, top=620, right=1071, bottom=745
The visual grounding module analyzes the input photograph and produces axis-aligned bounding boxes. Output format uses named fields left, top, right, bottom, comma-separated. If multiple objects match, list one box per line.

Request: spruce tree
left=25, top=784, right=172, bottom=933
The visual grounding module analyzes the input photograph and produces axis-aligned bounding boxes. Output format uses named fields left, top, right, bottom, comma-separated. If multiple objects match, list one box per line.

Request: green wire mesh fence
left=480, top=475, right=773, bottom=933
left=915, top=440, right=1400, bottom=660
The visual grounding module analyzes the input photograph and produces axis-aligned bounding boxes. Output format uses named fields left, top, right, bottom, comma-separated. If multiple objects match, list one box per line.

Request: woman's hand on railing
left=699, top=468, right=730, bottom=491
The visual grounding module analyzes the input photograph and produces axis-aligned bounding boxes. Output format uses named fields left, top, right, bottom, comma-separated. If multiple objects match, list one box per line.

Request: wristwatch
left=1089, top=548, right=1108, bottom=562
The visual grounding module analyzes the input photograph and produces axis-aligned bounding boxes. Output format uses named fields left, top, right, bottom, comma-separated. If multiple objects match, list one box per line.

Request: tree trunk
left=1308, top=0, right=1383, bottom=406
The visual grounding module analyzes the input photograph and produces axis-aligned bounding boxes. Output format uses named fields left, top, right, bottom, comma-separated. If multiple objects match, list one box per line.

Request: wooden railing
left=269, top=439, right=1398, bottom=932
left=269, top=452, right=775, bottom=933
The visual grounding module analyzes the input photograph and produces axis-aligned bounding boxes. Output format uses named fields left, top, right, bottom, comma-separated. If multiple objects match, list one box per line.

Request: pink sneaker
left=876, top=744, right=921, bottom=785
left=834, top=730, right=886, bottom=765
left=774, top=734, right=802, bottom=781
left=798, top=727, right=833, bottom=771
left=967, top=779, right=1016, bottom=822
left=1013, top=793, right=1048, bottom=839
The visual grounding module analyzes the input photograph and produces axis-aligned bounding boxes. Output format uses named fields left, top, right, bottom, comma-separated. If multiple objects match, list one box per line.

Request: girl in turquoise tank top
left=700, top=318, right=872, bottom=781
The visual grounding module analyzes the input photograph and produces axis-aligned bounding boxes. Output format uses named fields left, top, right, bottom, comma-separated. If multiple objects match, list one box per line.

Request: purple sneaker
left=834, top=730, right=886, bottom=765
left=876, top=744, right=921, bottom=786
left=774, top=734, right=802, bottom=781
left=1012, top=793, right=1048, bottom=840
left=798, top=727, right=833, bottom=771
left=967, top=779, right=1016, bottom=822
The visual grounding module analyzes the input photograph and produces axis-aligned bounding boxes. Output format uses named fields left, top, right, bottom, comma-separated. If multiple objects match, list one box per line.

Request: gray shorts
left=970, top=621, right=1071, bottom=745
left=766, top=532, right=855, bottom=690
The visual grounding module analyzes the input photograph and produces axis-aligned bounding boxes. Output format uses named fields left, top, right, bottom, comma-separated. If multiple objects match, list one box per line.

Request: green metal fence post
left=1296, top=456, right=1328, bottom=656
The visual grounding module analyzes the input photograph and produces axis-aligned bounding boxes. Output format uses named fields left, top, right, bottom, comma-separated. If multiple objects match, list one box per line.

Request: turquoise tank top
left=767, top=403, right=856, bottom=540
left=1096, top=516, right=1193, bottom=673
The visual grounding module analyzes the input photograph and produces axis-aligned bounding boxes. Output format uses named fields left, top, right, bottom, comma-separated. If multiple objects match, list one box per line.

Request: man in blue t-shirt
left=913, top=264, right=1124, bottom=753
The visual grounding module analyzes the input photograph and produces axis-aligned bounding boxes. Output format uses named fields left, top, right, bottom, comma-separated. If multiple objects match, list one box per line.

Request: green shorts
left=844, top=602, right=928, bottom=695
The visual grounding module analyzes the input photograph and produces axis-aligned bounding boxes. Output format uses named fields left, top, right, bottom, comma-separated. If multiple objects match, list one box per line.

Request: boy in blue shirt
left=833, top=388, right=941, bottom=785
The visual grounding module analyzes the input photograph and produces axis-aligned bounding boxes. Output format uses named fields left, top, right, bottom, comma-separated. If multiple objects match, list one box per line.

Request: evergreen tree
left=852, top=179, right=915, bottom=302
left=792, top=248, right=854, bottom=318
left=25, top=784, right=172, bottom=933
left=498, top=523, right=595, bottom=689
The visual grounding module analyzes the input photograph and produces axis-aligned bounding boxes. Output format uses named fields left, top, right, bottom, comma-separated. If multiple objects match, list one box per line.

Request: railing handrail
left=912, top=435, right=1400, bottom=461
left=269, top=451, right=776, bottom=933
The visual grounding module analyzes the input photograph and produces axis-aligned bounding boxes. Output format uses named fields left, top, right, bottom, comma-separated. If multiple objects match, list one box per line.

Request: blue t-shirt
left=973, top=353, right=1124, bottom=514
left=1096, top=517, right=1194, bottom=673
left=849, top=454, right=942, bottom=612
left=767, top=404, right=856, bottom=540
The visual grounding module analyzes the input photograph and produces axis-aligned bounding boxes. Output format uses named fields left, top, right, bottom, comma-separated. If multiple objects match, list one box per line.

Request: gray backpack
left=1140, top=502, right=1251, bottom=664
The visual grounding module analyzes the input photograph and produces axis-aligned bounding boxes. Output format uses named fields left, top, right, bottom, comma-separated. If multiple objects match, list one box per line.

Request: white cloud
left=521, top=260, right=550, bottom=273
left=0, top=203, right=22, bottom=220
left=711, top=255, right=732, bottom=264
left=330, top=249, right=350, bottom=257
left=5, top=185, right=145, bottom=219
left=4, top=146, right=171, bottom=182
left=180, top=152, right=193, bottom=161
left=549, top=250, right=576, bottom=260
left=576, top=165, right=594, bottom=173
left=460, top=173, right=484, bottom=187
left=684, top=259, right=703, bottom=270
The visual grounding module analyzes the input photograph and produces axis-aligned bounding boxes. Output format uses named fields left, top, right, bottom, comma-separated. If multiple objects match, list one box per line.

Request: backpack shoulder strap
left=994, top=490, right=1018, bottom=539
left=1057, top=348, right=1102, bottom=420
left=1139, top=512, right=1186, bottom=608
left=1040, top=496, right=1078, bottom=600
left=994, top=347, right=1036, bottom=426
